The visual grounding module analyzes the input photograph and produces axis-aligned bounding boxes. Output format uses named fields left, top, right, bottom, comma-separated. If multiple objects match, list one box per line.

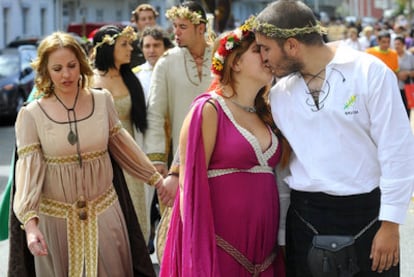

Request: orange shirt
left=366, top=46, right=399, bottom=73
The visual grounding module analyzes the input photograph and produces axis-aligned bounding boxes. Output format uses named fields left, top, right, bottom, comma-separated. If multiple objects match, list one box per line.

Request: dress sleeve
left=144, top=57, right=169, bottom=164
left=105, top=90, right=161, bottom=186
left=13, top=106, right=46, bottom=226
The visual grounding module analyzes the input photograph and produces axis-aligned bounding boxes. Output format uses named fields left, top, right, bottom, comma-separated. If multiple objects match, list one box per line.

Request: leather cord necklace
left=54, top=86, right=80, bottom=145
left=54, top=86, right=83, bottom=166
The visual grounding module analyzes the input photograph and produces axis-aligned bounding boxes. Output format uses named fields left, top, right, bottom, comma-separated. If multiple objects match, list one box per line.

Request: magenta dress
left=161, top=92, right=285, bottom=277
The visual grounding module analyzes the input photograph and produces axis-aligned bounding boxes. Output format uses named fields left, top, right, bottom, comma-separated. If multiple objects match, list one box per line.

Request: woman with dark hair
left=92, top=25, right=152, bottom=244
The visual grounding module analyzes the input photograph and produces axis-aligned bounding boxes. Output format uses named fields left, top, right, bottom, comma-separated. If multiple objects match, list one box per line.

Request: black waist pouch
left=308, top=235, right=360, bottom=277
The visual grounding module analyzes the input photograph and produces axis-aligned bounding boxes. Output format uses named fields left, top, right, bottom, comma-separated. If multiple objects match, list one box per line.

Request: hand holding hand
left=158, top=175, right=179, bottom=207
left=155, top=164, right=168, bottom=177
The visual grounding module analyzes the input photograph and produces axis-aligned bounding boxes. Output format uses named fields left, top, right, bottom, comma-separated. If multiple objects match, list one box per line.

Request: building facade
left=0, top=0, right=396, bottom=48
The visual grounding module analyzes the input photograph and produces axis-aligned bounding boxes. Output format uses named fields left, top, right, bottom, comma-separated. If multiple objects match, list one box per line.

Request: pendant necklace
left=230, top=99, right=256, bottom=113
left=54, top=87, right=80, bottom=145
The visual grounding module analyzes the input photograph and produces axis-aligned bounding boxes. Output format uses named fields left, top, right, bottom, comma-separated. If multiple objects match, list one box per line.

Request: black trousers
left=286, top=187, right=399, bottom=277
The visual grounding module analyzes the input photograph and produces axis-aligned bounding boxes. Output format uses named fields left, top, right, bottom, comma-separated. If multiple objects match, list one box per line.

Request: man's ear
left=284, top=37, right=300, bottom=55
left=198, top=23, right=206, bottom=35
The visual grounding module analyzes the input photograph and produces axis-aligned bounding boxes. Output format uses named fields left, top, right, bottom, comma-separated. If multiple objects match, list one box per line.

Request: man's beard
left=273, top=50, right=303, bottom=78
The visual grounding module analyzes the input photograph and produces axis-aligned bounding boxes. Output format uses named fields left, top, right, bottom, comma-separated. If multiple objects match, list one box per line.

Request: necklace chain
left=230, top=99, right=256, bottom=113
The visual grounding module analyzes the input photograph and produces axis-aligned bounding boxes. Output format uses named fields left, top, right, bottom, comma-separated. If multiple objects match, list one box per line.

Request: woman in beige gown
left=13, top=31, right=164, bottom=276
left=92, top=25, right=152, bottom=243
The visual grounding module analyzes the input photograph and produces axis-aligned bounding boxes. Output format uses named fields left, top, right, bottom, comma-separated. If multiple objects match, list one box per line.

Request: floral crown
left=165, top=6, right=207, bottom=25
left=211, top=23, right=254, bottom=76
left=94, top=26, right=137, bottom=49
left=245, top=16, right=327, bottom=39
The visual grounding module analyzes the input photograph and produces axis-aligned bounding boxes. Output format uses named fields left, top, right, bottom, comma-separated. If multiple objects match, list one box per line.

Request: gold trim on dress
left=147, top=171, right=162, bottom=187
left=39, top=186, right=117, bottom=277
left=17, top=143, right=41, bottom=157
left=147, top=153, right=167, bottom=163
left=44, top=149, right=107, bottom=165
left=110, top=122, right=123, bottom=137
left=19, top=210, right=38, bottom=229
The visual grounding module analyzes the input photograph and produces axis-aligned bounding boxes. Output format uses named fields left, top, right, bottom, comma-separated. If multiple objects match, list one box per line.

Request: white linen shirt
left=134, top=61, right=153, bottom=104
left=270, top=46, right=414, bottom=224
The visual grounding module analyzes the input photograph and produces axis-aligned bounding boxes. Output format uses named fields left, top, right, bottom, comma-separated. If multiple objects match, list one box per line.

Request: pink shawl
left=160, top=93, right=219, bottom=276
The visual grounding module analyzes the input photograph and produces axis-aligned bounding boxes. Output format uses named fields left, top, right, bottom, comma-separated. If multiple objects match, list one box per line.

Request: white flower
left=225, top=41, right=234, bottom=50
left=214, top=52, right=224, bottom=63
left=233, top=29, right=242, bottom=39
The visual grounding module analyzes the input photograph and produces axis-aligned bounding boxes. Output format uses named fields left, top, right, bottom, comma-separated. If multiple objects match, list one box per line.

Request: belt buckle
left=77, top=196, right=87, bottom=220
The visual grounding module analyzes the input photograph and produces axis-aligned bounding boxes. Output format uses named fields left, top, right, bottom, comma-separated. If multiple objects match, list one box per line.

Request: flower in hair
left=211, top=24, right=254, bottom=77
left=94, top=26, right=137, bottom=49
left=166, top=6, right=206, bottom=25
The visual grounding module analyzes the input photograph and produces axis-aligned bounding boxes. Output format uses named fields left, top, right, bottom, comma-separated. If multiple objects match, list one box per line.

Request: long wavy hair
left=93, top=25, right=147, bottom=133
left=32, top=32, right=94, bottom=98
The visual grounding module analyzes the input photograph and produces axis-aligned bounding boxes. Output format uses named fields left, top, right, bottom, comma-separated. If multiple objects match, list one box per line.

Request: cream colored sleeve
left=13, top=107, right=46, bottom=226
left=144, top=57, right=169, bottom=164
left=104, top=90, right=161, bottom=186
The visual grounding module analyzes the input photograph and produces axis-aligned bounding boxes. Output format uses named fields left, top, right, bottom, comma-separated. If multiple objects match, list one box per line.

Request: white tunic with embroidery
left=144, top=46, right=213, bottom=163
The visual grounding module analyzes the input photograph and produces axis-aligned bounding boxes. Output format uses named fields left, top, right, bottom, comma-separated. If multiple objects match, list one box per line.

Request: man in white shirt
left=251, top=1, right=414, bottom=276
left=133, top=26, right=174, bottom=103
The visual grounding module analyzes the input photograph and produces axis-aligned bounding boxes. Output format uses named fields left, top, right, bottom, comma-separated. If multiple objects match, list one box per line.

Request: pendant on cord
left=67, top=130, right=78, bottom=145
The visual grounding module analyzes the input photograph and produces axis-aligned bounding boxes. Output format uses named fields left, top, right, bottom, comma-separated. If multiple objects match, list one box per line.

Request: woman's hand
left=25, top=218, right=48, bottom=256
left=157, top=175, right=179, bottom=207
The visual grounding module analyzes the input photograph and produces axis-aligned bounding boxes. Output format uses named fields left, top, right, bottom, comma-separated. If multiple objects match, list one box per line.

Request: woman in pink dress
left=160, top=23, right=289, bottom=276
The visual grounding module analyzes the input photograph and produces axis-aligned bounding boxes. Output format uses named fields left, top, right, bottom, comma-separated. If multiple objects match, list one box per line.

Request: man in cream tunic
left=144, top=1, right=213, bottom=176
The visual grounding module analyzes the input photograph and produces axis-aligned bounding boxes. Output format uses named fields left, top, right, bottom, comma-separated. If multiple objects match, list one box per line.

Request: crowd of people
left=1, top=0, right=414, bottom=276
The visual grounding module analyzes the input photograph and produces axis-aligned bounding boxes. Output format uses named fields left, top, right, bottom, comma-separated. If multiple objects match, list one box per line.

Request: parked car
left=0, top=45, right=37, bottom=119
left=7, top=36, right=42, bottom=48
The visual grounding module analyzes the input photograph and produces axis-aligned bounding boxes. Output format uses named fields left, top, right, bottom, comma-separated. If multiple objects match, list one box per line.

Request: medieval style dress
left=113, top=94, right=150, bottom=243
left=12, top=89, right=155, bottom=277
left=160, top=93, right=286, bottom=276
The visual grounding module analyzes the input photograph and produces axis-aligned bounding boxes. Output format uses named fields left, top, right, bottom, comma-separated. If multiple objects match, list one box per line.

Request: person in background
left=340, top=27, right=362, bottom=51
left=251, top=0, right=414, bottom=276
left=133, top=26, right=174, bottom=103
left=10, top=31, right=164, bottom=276
left=132, top=25, right=174, bottom=254
left=130, top=3, right=159, bottom=68
left=359, top=25, right=374, bottom=51
left=366, top=30, right=400, bottom=74
left=144, top=1, right=213, bottom=177
left=92, top=25, right=153, bottom=245
left=161, top=23, right=287, bottom=277
left=394, top=35, right=414, bottom=116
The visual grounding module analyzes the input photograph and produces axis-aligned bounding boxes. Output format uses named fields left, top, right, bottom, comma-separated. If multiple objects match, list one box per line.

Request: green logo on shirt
left=344, top=95, right=356, bottom=109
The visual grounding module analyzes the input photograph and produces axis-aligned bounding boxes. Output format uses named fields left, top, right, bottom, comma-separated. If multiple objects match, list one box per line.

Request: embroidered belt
left=208, top=165, right=274, bottom=178
left=216, top=234, right=277, bottom=277
left=39, top=186, right=117, bottom=277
